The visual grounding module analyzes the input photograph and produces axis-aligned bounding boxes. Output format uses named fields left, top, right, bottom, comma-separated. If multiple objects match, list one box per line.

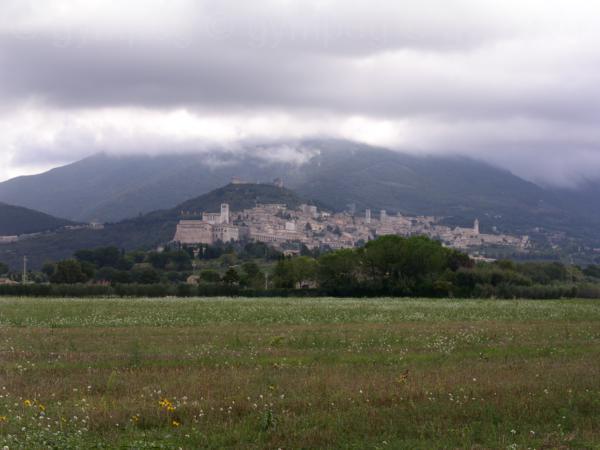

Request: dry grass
left=0, top=297, right=599, bottom=448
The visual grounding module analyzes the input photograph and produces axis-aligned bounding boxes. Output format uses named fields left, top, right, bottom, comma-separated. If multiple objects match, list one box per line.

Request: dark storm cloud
left=3, top=29, right=599, bottom=123
left=0, top=0, right=522, bottom=115
left=2, top=0, right=600, bottom=186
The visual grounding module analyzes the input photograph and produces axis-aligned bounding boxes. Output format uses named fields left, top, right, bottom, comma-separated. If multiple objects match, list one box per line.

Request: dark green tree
left=133, top=267, right=161, bottom=284
left=240, top=261, right=264, bottom=288
left=317, top=249, right=360, bottom=293
left=167, top=251, right=192, bottom=271
left=75, top=247, right=123, bottom=268
left=41, top=262, right=56, bottom=277
left=200, top=269, right=222, bottom=283
left=147, top=252, right=170, bottom=269
left=584, top=265, right=600, bottom=279
left=50, top=260, right=90, bottom=284
left=222, top=268, right=240, bottom=285
left=273, top=256, right=317, bottom=289
left=242, top=261, right=261, bottom=278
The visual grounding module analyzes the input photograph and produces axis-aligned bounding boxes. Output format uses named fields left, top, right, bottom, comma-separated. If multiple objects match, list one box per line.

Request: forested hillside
left=0, top=203, right=74, bottom=235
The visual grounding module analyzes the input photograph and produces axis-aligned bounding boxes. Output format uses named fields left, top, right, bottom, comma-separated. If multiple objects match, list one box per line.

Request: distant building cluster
left=65, top=222, right=105, bottom=231
left=173, top=201, right=529, bottom=252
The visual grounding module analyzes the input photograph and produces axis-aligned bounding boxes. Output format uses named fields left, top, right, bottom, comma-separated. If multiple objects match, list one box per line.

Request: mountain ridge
left=0, top=202, right=75, bottom=236
left=0, top=139, right=598, bottom=246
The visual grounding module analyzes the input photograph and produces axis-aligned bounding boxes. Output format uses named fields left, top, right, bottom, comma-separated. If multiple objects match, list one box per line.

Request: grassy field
left=0, top=297, right=599, bottom=449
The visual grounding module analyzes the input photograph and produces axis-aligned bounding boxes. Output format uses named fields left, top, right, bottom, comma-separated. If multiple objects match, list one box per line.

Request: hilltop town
left=0, top=180, right=531, bottom=270
left=173, top=181, right=529, bottom=255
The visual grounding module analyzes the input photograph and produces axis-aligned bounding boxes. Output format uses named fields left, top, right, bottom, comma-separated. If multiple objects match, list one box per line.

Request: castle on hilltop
left=172, top=198, right=529, bottom=254
left=174, top=204, right=239, bottom=245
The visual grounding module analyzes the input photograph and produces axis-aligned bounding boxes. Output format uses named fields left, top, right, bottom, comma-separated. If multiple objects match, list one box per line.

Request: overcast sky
left=1, top=0, right=600, bottom=187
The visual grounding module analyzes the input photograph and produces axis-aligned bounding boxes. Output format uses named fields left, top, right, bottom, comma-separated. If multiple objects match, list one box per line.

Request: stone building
left=0, top=236, right=18, bottom=244
left=174, top=203, right=238, bottom=244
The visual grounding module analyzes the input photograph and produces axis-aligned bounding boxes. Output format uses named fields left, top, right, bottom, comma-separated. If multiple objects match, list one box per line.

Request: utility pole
left=22, top=256, right=28, bottom=284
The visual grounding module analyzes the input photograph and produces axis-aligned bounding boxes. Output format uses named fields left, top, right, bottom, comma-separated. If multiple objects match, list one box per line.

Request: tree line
left=3, top=235, right=600, bottom=298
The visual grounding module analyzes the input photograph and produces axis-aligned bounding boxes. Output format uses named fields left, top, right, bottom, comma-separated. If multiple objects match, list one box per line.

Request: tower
left=380, top=209, right=387, bottom=223
left=365, top=209, right=371, bottom=224
left=220, top=203, right=230, bottom=224
left=474, top=218, right=480, bottom=235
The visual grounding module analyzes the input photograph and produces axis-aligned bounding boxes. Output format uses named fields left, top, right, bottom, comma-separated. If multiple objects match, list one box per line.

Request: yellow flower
left=131, top=415, right=140, bottom=423
left=0, top=416, right=7, bottom=422
left=159, top=398, right=176, bottom=412
left=38, top=404, right=46, bottom=412
left=172, top=419, right=181, bottom=427
left=23, top=399, right=33, bottom=407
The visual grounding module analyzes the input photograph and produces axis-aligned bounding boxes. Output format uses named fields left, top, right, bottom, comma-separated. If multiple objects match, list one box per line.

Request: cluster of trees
left=4, top=235, right=600, bottom=298
left=272, top=236, right=472, bottom=296
left=36, top=242, right=279, bottom=287
left=41, top=247, right=191, bottom=285
left=194, top=262, right=266, bottom=289
left=269, top=236, right=600, bottom=297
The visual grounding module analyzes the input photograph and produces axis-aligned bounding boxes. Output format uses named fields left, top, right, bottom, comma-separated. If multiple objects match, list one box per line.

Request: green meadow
left=0, top=297, right=599, bottom=449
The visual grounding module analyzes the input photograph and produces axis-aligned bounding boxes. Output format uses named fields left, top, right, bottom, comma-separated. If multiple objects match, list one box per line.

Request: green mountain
left=287, top=141, right=565, bottom=233
left=0, top=184, right=309, bottom=269
left=0, top=139, right=583, bottom=228
left=0, top=152, right=299, bottom=223
left=176, top=183, right=313, bottom=214
left=0, top=139, right=599, bottom=258
left=0, top=202, right=74, bottom=236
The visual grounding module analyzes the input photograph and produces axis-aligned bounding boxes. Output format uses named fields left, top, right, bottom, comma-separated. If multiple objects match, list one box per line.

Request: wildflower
left=23, top=400, right=33, bottom=407
left=159, top=398, right=176, bottom=411
left=0, top=415, right=7, bottom=422
left=172, top=419, right=181, bottom=427
left=38, top=404, right=45, bottom=412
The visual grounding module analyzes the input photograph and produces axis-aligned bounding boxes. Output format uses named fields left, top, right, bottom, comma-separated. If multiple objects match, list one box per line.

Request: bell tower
left=220, top=203, right=230, bottom=224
